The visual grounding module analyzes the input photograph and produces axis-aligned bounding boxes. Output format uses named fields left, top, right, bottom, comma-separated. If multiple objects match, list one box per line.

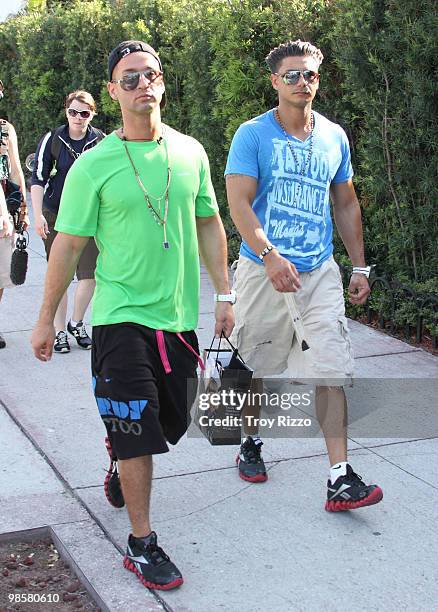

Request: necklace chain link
left=122, top=130, right=171, bottom=249
left=274, top=108, right=314, bottom=208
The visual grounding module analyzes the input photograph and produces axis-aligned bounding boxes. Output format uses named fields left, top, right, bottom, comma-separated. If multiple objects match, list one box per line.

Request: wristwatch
left=352, top=266, right=372, bottom=278
left=214, top=290, right=237, bottom=304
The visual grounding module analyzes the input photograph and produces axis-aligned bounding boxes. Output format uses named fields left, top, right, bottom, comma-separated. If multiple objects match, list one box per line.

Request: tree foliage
left=327, top=0, right=438, bottom=284
left=1, top=0, right=436, bottom=303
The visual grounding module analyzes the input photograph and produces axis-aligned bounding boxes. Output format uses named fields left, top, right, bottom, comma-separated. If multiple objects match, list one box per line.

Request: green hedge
left=1, top=0, right=436, bottom=318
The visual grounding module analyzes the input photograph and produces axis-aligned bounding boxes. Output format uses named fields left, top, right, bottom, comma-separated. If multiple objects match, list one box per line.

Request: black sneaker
left=104, top=436, right=125, bottom=508
left=0, top=332, right=5, bottom=349
left=124, top=532, right=183, bottom=590
left=53, top=331, right=70, bottom=353
left=67, top=320, right=92, bottom=350
left=236, top=436, right=267, bottom=483
left=325, top=464, right=383, bottom=512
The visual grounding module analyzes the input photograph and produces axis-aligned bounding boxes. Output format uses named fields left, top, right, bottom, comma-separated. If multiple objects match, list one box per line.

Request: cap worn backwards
left=108, top=40, right=165, bottom=109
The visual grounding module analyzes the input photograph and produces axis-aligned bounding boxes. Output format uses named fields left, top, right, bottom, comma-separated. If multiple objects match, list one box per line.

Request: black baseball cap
left=108, top=40, right=165, bottom=108
left=108, top=40, right=162, bottom=79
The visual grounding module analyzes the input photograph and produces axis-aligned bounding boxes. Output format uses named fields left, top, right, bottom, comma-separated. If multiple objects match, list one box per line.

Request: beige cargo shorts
left=229, top=255, right=354, bottom=380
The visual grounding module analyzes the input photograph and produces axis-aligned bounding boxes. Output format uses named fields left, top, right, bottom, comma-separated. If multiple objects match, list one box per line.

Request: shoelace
left=56, top=331, right=67, bottom=342
left=243, top=440, right=263, bottom=464
left=346, top=470, right=364, bottom=486
left=77, top=322, right=88, bottom=338
left=145, top=542, right=170, bottom=566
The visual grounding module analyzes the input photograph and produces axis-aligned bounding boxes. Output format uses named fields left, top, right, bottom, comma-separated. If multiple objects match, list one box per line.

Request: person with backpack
left=0, top=79, right=27, bottom=349
left=31, top=90, right=105, bottom=353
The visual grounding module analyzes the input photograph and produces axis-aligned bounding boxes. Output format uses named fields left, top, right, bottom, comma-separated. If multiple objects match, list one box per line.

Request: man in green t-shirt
left=32, top=40, right=234, bottom=591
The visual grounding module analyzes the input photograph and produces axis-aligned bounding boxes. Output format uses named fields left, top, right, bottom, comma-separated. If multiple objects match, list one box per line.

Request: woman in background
left=31, top=90, right=104, bottom=353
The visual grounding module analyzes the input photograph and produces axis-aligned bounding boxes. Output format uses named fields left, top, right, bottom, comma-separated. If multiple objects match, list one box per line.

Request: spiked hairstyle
left=265, top=40, right=324, bottom=73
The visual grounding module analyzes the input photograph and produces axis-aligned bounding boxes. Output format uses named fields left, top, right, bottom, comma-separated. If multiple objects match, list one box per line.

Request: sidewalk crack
left=355, top=349, right=422, bottom=359
left=350, top=442, right=438, bottom=491
left=156, top=463, right=280, bottom=523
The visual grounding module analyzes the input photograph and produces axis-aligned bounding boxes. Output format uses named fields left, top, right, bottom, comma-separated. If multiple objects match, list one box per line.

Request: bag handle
left=206, top=333, right=223, bottom=364
left=206, top=333, right=246, bottom=364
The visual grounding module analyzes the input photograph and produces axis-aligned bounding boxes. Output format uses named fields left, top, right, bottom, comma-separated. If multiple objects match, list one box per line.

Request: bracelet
left=352, top=266, right=372, bottom=278
left=259, top=244, right=275, bottom=261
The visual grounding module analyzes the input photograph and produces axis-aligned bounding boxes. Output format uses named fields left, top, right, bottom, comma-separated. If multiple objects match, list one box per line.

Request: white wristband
left=352, top=266, right=372, bottom=278
left=214, top=290, right=236, bottom=304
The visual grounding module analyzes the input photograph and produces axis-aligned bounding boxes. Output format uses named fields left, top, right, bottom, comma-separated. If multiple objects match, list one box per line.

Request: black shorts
left=42, top=208, right=98, bottom=280
left=92, top=323, right=200, bottom=459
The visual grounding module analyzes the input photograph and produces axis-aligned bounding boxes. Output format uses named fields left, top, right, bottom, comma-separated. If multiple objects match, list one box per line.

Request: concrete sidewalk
left=1, top=216, right=437, bottom=611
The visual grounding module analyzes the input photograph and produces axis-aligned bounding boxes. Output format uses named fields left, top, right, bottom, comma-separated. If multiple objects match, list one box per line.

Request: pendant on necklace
left=163, top=241, right=170, bottom=249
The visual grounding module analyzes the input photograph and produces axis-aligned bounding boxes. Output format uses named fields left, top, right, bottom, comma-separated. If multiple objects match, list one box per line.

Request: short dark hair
left=266, top=40, right=324, bottom=73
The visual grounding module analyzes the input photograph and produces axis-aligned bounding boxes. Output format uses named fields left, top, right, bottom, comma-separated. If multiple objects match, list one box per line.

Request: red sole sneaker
left=105, top=436, right=113, bottom=459
left=103, top=469, right=125, bottom=508
left=325, top=486, right=383, bottom=512
left=235, top=455, right=268, bottom=483
left=123, top=556, right=184, bottom=590
left=103, top=437, right=125, bottom=508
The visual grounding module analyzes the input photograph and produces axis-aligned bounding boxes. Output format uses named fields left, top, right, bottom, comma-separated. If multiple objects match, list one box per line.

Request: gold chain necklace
left=122, top=133, right=171, bottom=249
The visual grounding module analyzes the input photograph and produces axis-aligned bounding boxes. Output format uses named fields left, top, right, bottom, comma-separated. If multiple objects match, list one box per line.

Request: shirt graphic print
left=225, top=110, right=353, bottom=272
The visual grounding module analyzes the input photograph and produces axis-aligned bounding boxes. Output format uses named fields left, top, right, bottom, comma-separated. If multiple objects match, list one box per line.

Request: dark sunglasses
left=111, top=69, right=163, bottom=91
left=67, top=108, right=92, bottom=119
left=276, top=70, right=319, bottom=85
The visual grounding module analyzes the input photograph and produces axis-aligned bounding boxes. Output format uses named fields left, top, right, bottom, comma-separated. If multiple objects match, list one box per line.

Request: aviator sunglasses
left=276, top=69, right=319, bottom=85
left=111, top=69, right=163, bottom=91
left=67, top=108, right=92, bottom=119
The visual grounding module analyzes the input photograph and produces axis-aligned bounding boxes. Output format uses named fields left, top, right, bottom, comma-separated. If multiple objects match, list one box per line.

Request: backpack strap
left=92, top=127, right=105, bottom=142
left=49, top=124, right=79, bottom=176
left=50, top=125, right=65, bottom=163
left=51, top=125, right=104, bottom=165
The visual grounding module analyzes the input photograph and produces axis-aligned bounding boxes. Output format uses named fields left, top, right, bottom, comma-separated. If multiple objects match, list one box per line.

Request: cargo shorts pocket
left=338, top=316, right=354, bottom=376
left=332, top=258, right=344, bottom=285
left=232, top=322, right=290, bottom=377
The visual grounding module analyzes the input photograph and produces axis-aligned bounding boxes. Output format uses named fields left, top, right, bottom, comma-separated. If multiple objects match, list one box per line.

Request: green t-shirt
left=55, top=127, right=218, bottom=331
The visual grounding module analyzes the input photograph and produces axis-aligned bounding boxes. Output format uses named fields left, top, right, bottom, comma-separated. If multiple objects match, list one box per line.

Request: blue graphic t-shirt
left=224, top=109, right=353, bottom=272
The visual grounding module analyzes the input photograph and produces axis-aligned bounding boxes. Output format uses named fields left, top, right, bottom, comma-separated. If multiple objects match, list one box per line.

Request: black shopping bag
left=194, top=334, right=253, bottom=445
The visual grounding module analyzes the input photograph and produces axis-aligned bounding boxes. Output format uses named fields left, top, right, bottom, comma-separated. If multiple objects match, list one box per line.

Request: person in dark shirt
left=31, top=90, right=104, bottom=353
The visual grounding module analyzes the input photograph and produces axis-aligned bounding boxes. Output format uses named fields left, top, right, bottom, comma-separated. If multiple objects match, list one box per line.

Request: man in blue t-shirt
left=225, top=40, right=383, bottom=512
